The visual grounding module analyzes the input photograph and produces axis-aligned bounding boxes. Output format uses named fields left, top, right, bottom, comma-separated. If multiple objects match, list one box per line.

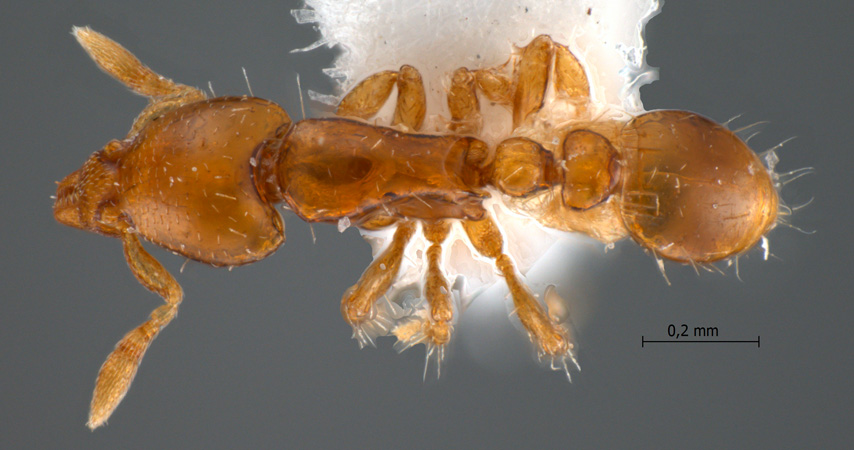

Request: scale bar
left=642, top=336, right=760, bottom=348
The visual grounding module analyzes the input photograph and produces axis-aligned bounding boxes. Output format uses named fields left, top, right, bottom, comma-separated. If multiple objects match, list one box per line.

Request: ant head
left=54, top=142, right=121, bottom=234
left=619, top=110, right=778, bottom=263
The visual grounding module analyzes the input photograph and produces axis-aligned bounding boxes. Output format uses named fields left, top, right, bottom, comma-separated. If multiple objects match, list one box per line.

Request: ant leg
left=341, top=221, right=416, bottom=347
left=552, top=41, right=591, bottom=107
left=392, top=65, right=426, bottom=131
left=337, top=65, right=424, bottom=131
left=73, top=27, right=206, bottom=136
left=465, top=36, right=588, bottom=130
left=474, top=68, right=514, bottom=105
left=511, top=35, right=553, bottom=129
left=462, top=216, right=577, bottom=374
left=422, top=221, right=454, bottom=344
left=392, top=221, right=454, bottom=371
left=337, top=70, right=398, bottom=119
left=87, top=226, right=183, bottom=429
left=447, top=68, right=482, bottom=135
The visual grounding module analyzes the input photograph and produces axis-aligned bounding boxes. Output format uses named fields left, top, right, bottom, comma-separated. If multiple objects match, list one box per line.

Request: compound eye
left=560, top=130, right=619, bottom=210
left=619, top=110, right=778, bottom=262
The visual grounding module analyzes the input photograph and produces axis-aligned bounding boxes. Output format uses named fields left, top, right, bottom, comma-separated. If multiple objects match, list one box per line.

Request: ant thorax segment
left=255, top=118, right=493, bottom=227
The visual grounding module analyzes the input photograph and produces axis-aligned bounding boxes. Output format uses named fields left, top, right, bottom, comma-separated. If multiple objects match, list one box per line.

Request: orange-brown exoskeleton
left=55, top=29, right=778, bottom=429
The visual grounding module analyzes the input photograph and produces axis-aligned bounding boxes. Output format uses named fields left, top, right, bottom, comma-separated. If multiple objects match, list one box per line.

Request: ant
left=54, top=28, right=778, bottom=429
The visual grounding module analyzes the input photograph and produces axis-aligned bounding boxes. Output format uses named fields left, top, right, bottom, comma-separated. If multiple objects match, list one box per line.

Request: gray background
left=2, top=1, right=850, bottom=448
